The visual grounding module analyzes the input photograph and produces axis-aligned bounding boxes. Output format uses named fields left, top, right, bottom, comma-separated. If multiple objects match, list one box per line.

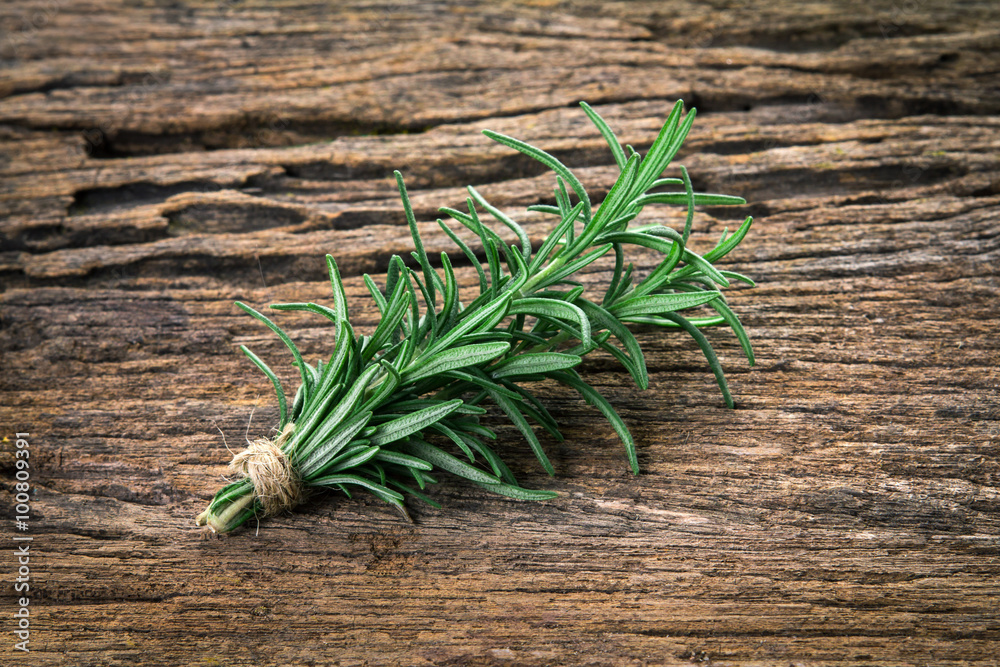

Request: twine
left=228, top=422, right=304, bottom=516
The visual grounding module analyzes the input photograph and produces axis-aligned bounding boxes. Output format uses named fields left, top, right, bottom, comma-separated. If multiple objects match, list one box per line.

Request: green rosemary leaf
left=403, top=341, right=511, bottom=384
left=508, top=297, right=591, bottom=348
left=447, top=199, right=508, bottom=285
left=450, top=417, right=498, bottom=442
left=428, top=421, right=477, bottom=462
left=484, top=386, right=554, bottom=475
left=490, top=352, right=581, bottom=379
left=369, top=461, right=387, bottom=486
left=547, top=370, right=639, bottom=474
left=403, top=438, right=503, bottom=485
left=704, top=296, right=756, bottom=366
left=314, top=364, right=351, bottom=409
left=601, top=210, right=640, bottom=236
left=660, top=312, right=734, bottom=408
left=438, top=252, right=460, bottom=335
left=603, top=243, right=625, bottom=306
left=554, top=175, right=571, bottom=218
left=659, top=107, right=698, bottom=178
left=562, top=330, right=612, bottom=357
left=388, top=480, right=443, bottom=508
left=632, top=223, right=682, bottom=238
left=606, top=229, right=727, bottom=290
left=463, top=435, right=517, bottom=484
left=474, top=481, right=558, bottom=501
left=529, top=201, right=583, bottom=273
left=620, top=314, right=727, bottom=328
left=455, top=331, right=514, bottom=345
left=314, top=318, right=355, bottom=407
left=596, top=229, right=679, bottom=250
left=634, top=103, right=696, bottom=197
left=394, top=328, right=417, bottom=371
left=301, top=361, right=321, bottom=392
left=239, top=345, right=289, bottom=429
left=483, top=129, right=592, bottom=221
left=311, top=473, right=405, bottom=503
left=362, top=279, right=409, bottom=362
left=400, top=263, right=422, bottom=340
left=680, top=165, right=696, bottom=244
left=441, top=368, right=523, bottom=401
left=533, top=243, right=614, bottom=290
left=465, top=198, right=503, bottom=249
left=574, top=152, right=640, bottom=252
left=384, top=399, right=486, bottom=416
left=496, top=378, right=564, bottom=442
left=485, top=237, right=502, bottom=298
left=576, top=298, right=648, bottom=390
left=510, top=330, right=553, bottom=349
left=288, top=381, right=344, bottom=450
left=593, top=336, right=643, bottom=382
left=595, top=231, right=685, bottom=298
left=235, top=301, right=313, bottom=397
left=468, top=186, right=531, bottom=261
left=406, top=267, right=437, bottom=346
left=423, top=292, right=512, bottom=357
left=649, top=177, right=684, bottom=189
left=438, top=219, right=488, bottom=294
left=269, top=301, right=339, bottom=324
left=364, top=274, right=388, bottom=314
left=290, top=381, right=305, bottom=422
left=311, top=331, right=359, bottom=416
left=325, top=445, right=382, bottom=474
left=608, top=260, right=635, bottom=305
left=501, top=241, right=531, bottom=296
left=611, top=291, right=720, bottom=319
left=719, top=270, right=756, bottom=287
left=538, top=283, right=585, bottom=302
left=365, top=359, right=401, bottom=403
left=325, top=255, right=350, bottom=325
left=395, top=171, right=436, bottom=306
left=667, top=246, right=731, bottom=287
left=386, top=255, right=405, bottom=318
left=368, top=398, right=464, bottom=447
left=299, top=411, right=374, bottom=478
left=580, top=101, right=627, bottom=169
left=631, top=100, right=685, bottom=196
left=634, top=192, right=747, bottom=208
left=705, top=216, right=755, bottom=263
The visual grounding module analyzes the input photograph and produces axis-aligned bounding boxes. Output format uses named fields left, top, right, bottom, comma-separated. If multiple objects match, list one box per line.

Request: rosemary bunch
left=196, top=101, right=755, bottom=533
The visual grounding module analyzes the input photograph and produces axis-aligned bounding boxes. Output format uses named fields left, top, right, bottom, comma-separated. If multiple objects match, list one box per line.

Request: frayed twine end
left=228, top=422, right=304, bottom=517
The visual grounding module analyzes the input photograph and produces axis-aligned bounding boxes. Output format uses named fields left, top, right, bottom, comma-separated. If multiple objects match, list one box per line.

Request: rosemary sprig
left=196, top=101, right=755, bottom=533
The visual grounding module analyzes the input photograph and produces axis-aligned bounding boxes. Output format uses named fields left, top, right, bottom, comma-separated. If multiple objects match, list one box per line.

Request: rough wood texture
left=2, top=1, right=999, bottom=665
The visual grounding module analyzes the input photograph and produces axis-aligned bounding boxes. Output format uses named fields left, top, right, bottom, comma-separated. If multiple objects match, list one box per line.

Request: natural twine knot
left=228, top=422, right=304, bottom=516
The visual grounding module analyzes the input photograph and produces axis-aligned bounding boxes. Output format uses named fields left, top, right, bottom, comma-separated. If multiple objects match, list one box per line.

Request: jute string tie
left=228, top=422, right=304, bottom=516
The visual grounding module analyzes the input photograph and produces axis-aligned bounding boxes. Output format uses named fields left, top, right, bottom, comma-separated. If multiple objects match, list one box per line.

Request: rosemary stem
left=196, top=484, right=257, bottom=533
left=517, top=254, right=566, bottom=297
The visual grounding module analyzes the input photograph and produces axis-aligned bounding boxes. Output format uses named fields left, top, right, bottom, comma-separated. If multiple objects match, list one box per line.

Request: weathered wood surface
left=1, top=1, right=999, bottom=665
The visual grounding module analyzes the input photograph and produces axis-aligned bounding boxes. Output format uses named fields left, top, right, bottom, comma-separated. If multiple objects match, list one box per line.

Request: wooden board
left=1, top=1, right=998, bottom=664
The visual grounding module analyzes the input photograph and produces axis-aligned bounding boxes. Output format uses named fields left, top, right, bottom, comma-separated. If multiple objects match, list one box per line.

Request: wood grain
left=1, top=1, right=998, bottom=665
